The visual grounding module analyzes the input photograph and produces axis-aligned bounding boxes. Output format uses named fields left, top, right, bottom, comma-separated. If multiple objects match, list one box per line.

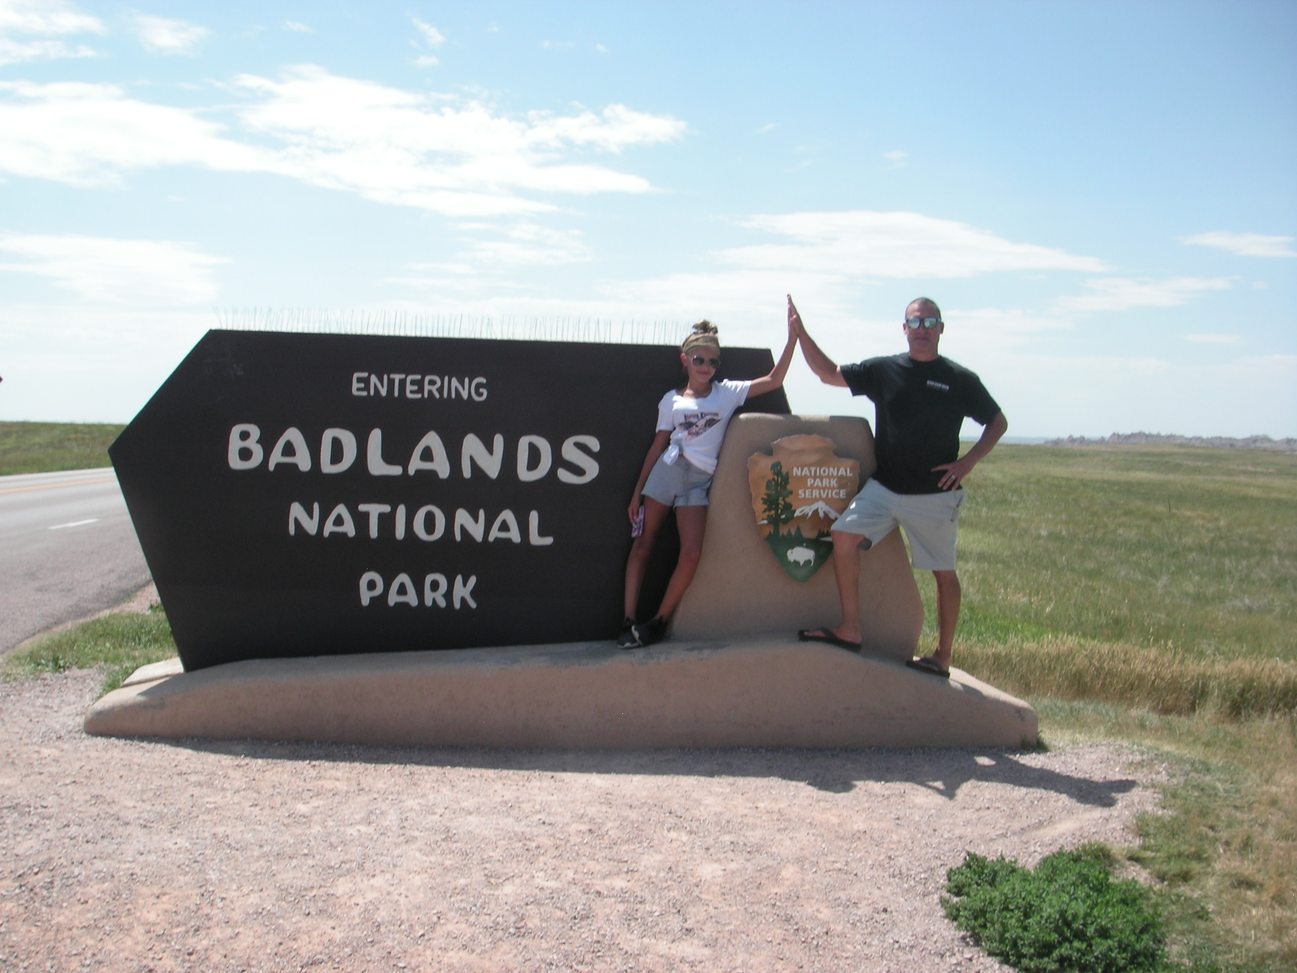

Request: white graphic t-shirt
left=655, top=379, right=752, bottom=475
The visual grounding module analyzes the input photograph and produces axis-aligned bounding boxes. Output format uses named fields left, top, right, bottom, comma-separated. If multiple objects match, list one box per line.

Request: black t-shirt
left=840, top=354, right=1001, bottom=494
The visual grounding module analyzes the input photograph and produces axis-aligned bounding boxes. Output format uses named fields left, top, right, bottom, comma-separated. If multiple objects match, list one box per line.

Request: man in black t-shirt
left=790, top=296, right=1008, bottom=678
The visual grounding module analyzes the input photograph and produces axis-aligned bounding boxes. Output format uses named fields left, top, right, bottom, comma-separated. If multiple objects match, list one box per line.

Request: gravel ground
left=0, top=661, right=1165, bottom=973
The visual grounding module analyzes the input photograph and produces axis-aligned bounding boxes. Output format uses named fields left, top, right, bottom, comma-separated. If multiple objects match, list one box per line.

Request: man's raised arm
left=788, top=295, right=848, bottom=388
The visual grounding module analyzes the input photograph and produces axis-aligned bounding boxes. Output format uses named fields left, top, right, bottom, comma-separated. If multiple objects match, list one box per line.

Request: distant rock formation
left=1046, top=432, right=1297, bottom=453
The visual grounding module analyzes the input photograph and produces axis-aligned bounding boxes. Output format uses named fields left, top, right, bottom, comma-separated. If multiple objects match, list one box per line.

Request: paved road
left=0, top=468, right=152, bottom=655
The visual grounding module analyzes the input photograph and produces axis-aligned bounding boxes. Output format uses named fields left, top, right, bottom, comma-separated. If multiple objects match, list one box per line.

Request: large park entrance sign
left=111, top=330, right=787, bottom=671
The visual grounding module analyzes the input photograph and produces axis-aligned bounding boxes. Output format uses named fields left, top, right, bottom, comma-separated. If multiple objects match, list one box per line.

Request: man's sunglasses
left=904, top=316, right=942, bottom=330
left=689, top=355, right=721, bottom=368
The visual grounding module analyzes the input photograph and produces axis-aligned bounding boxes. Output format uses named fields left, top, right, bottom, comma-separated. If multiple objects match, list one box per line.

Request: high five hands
left=787, top=294, right=803, bottom=341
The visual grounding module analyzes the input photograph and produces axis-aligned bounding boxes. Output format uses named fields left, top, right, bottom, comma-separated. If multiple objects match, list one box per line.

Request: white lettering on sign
left=791, top=465, right=854, bottom=477
left=787, top=465, right=851, bottom=502
left=233, top=420, right=591, bottom=616
left=228, top=424, right=600, bottom=484
left=358, top=570, right=479, bottom=608
left=289, top=502, right=554, bottom=546
left=351, top=372, right=488, bottom=402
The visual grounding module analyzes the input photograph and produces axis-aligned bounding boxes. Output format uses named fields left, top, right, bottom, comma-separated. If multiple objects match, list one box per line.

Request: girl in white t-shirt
left=619, top=303, right=798, bottom=648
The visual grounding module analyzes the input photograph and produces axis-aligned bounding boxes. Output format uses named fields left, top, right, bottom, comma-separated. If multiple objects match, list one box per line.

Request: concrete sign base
left=85, top=639, right=1037, bottom=748
left=674, top=414, right=921, bottom=656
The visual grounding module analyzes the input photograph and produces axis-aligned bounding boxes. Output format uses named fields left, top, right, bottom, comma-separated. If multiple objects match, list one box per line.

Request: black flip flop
left=906, top=657, right=951, bottom=679
left=797, top=628, right=862, bottom=653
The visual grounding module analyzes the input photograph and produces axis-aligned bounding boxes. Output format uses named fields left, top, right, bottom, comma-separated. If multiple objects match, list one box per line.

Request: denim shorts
left=832, top=478, right=964, bottom=570
left=642, top=453, right=714, bottom=508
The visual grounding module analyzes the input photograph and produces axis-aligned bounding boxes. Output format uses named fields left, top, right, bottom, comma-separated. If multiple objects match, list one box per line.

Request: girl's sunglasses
left=689, top=355, right=720, bottom=368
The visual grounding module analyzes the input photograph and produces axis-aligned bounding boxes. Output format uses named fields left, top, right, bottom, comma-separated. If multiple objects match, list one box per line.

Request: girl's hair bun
left=682, top=320, right=720, bottom=352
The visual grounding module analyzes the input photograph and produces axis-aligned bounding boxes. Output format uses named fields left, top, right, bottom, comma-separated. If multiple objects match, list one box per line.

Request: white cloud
left=129, top=13, right=209, bottom=56
left=229, top=66, right=684, bottom=213
left=726, top=210, right=1107, bottom=279
left=465, top=222, right=591, bottom=266
left=1180, top=231, right=1297, bottom=258
left=392, top=223, right=592, bottom=284
left=0, top=0, right=103, bottom=64
left=283, top=21, right=313, bottom=34
left=410, top=16, right=442, bottom=66
left=882, top=150, right=907, bottom=168
left=0, top=0, right=100, bottom=33
left=525, top=103, right=687, bottom=154
left=947, top=305, right=1072, bottom=341
left=0, top=302, right=217, bottom=422
left=414, top=211, right=1109, bottom=342
left=1054, top=276, right=1232, bottom=313
left=0, top=232, right=226, bottom=304
left=0, top=80, right=272, bottom=185
left=592, top=268, right=848, bottom=326
left=0, top=68, right=685, bottom=217
left=411, top=17, right=444, bottom=48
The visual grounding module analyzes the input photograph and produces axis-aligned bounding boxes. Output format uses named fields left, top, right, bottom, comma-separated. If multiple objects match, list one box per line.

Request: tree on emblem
left=761, top=461, right=795, bottom=536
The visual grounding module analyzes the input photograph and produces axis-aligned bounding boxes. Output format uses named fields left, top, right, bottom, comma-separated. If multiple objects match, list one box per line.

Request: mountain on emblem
left=746, top=434, right=860, bottom=582
left=793, top=500, right=843, bottom=521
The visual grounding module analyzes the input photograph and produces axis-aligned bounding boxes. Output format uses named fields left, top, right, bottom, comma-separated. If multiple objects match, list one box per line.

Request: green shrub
left=942, top=845, right=1171, bottom=972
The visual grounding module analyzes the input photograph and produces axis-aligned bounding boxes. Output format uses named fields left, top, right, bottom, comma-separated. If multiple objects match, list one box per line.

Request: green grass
left=1, top=605, right=175, bottom=695
left=915, top=445, right=1297, bottom=720
left=0, top=420, right=124, bottom=475
left=956, top=446, right=1297, bottom=665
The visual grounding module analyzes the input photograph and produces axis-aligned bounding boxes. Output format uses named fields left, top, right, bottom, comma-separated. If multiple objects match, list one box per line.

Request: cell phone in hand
left=631, top=505, right=645, bottom=537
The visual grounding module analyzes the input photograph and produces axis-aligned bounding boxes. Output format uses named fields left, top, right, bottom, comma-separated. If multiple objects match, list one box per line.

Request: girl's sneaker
left=633, top=616, right=666, bottom=647
left=617, top=618, right=641, bottom=649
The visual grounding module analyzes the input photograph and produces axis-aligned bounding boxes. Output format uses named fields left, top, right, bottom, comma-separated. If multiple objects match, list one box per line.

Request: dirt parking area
left=0, top=669, right=1162, bottom=972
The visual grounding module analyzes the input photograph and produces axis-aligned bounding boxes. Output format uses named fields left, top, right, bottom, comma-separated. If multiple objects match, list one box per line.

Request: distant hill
left=1046, top=432, right=1297, bottom=453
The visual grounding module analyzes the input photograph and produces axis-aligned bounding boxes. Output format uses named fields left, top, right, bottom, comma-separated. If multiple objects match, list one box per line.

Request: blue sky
left=2, top=0, right=1294, bottom=437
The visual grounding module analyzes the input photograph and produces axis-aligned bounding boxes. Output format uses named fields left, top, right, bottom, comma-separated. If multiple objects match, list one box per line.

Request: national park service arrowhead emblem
left=747, top=435, right=860, bottom=581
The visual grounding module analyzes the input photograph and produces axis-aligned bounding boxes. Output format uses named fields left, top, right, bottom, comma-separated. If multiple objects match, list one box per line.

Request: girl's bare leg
left=622, top=498, right=672, bottom=618
left=651, top=504, right=707, bottom=621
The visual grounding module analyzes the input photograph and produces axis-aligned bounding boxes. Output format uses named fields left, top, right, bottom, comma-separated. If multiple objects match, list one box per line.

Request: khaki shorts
left=832, top=478, right=964, bottom=571
left=642, top=453, right=714, bottom=508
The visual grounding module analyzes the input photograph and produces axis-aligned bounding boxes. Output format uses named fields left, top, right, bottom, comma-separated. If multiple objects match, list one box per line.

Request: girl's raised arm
left=747, top=296, right=800, bottom=398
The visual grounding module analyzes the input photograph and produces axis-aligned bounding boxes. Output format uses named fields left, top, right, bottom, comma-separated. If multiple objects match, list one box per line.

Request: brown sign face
left=746, top=434, right=860, bottom=581
left=110, top=329, right=788, bottom=671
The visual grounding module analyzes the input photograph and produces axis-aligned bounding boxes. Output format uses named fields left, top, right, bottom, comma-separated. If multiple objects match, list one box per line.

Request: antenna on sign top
left=212, top=308, right=683, bottom=346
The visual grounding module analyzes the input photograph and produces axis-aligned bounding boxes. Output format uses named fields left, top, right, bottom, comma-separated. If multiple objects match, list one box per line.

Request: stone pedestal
left=86, top=642, right=1037, bottom=748
left=673, top=414, right=922, bottom=658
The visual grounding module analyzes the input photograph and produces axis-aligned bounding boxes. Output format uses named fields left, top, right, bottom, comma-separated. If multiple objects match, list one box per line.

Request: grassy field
left=0, top=421, right=124, bottom=475
left=5, top=439, right=1296, bottom=970
left=913, top=444, right=1297, bottom=971
left=955, top=446, right=1297, bottom=719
